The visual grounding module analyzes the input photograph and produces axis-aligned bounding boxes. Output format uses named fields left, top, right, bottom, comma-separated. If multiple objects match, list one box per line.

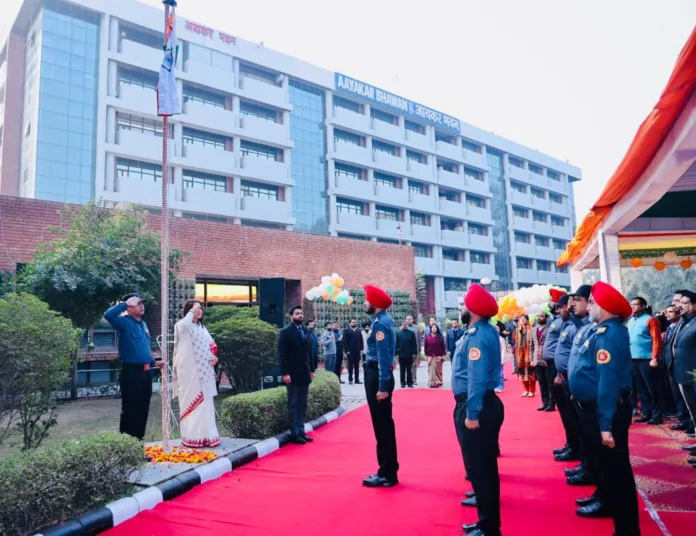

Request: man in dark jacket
left=343, top=318, right=364, bottom=385
left=279, top=305, right=316, bottom=445
left=306, top=320, right=319, bottom=371
left=674, top=291, right=696, bottom=446
left=662, top=305, right=692, bottom=432
left=396, top=320, right=418, bottom=388
left=446, top=319, right=465, bottom=358
left=332, top=322, right=345, bottom=384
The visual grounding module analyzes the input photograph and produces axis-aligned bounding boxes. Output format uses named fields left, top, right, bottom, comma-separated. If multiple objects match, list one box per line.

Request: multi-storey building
left=0, top=0, right=581, bottom=314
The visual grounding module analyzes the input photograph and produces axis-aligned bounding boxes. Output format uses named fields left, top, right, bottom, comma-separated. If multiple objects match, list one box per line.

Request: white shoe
left=522, top=391, right=529, bottom=397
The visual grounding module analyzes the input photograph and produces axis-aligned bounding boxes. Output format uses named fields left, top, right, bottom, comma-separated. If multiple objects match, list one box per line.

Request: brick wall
left=0, top=196, right=417, bottom=297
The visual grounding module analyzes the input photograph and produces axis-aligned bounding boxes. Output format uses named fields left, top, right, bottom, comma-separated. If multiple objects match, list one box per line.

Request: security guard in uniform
left=457, top=284, right=504, bottom=536
left=541, top=289, right=567, bottom=412
left=570, top=281, right=640, bottom=536
left=362, top=284, right=399, bottom=488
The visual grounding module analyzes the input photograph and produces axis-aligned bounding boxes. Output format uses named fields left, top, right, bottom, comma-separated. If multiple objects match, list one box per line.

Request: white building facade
left=0, top=0, right=581, bottom=313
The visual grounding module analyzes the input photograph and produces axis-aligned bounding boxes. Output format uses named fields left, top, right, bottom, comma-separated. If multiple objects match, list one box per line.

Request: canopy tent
left=558, top=27, right=696, bottom=291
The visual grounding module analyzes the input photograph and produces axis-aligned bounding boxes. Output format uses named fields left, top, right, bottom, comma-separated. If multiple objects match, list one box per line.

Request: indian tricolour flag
left=157, top=7, right=181, bottom=117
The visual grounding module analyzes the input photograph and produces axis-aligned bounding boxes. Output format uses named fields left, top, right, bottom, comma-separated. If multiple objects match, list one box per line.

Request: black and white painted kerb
left=36, top=407, right=346, bottom=536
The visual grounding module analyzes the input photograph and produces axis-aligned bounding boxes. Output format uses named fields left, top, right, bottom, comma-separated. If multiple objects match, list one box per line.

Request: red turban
left=591, top=281, right=632, bottom=320
left=549, top=288, right=567, bottom=303
left=464, top=284, right=499, bottom=318
left=364, top=285, right=393, bottom=310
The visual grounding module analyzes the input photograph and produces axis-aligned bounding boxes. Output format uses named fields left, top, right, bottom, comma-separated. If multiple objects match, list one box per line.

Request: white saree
left=173, top=311, right=220, bottom=448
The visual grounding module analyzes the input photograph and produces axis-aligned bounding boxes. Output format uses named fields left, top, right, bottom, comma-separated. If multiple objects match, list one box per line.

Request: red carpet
left=106, top=380, right=670, bottom=536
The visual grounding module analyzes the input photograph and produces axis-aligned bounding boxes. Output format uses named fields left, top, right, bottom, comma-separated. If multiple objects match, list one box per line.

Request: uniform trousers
left=553, top=380, right=583, bottom=454
left=119, top=364, right=153, bottom=440
left=460, top=391, right=505, bottom=536
left=364, top=363, right=399, bottom=480
left=536, top=364, right=551, bottom=407
left=453, top=394, right=471, bottom=475
left=399, top=356, right=414, bottom=387
left=578, top=397, right=639, bottom=536
left=286, top=383, right=309, bottom=437
left=544, top=359, right=557, bottom=409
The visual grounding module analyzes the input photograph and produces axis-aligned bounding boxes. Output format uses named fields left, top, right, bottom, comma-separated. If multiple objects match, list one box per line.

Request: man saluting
left=569, top=281, right=640, bottom=536
left=362, top=284, right=399, bottom=488
left=458, top=284, right=505, bottom=536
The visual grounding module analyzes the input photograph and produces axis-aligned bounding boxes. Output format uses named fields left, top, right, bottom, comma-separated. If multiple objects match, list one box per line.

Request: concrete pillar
left=108, top=16, right=119, bottom=52
left=106, top=107, right=116, bottom=144
left=107, top=60, right=117, bottom=98
left=233, top=58, right=241, bottom=88
left=433, top=275, right=445, bottom=314
left=570, top=268, right=584, bottom=291
left=105, top=153, right=115, bottom=192
left=598, top=232, right=623, bottom=290
left=329, top=194, right=338, bottom=236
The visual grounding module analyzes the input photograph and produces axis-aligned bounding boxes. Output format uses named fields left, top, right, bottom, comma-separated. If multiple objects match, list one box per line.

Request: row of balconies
left=509, top=188, right=568, bottom=216
left=416, top=255, right=496, bottom=281
left=516, top=267, right=570, bottom=286
left=512, top=240, right=566, bottom=262
left=331, top=106, right=489, bottom=169
left=508, top=164, right=569, bottom=194
left=108, top=128, right=290, bottom=185
left=117, top=40, right=290, bottom=110
left=511, top=214, right=572, bottom=239
left=113, top=83, right=292, bottom=147
left=330, top=139, right=491, bottom=196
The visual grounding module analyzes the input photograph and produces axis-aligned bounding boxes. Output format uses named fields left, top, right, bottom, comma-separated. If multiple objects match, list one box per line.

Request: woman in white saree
left=173, top=301, right=220, bottom=448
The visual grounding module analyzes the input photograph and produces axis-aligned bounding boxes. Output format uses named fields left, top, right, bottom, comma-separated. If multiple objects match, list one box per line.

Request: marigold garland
left=145, top=445, right=217, bottom=464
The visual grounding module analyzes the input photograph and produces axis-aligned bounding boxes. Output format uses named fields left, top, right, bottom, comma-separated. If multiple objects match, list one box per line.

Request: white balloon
left=321, top=276, right=331, bottom=285
left=331, top=273, right=339, bottom=280
left=305, top=290, right=313, bottom=300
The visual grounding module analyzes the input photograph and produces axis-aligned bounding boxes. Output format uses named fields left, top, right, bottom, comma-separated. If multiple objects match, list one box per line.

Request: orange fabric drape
left=558, top=27, right=696, bottom=266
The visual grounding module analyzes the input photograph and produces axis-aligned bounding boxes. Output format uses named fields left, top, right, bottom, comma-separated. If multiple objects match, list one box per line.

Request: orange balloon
left=654, top=261, right=666, bottom=271
left=680, top=259, right=693, bottom=269
left=630, top=258, right=642, bottom=268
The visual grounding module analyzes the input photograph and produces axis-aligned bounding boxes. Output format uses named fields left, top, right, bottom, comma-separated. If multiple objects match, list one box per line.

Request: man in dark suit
left=343, top=318, right=364, bottom=385
left=279, top=305, right=316, bottom=445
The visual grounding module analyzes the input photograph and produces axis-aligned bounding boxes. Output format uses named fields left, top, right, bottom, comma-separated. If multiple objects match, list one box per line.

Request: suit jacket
left=396, top=329, right=418, bottom=358
left=278, top=323, right=315, bottom=386
left=662, top=322, right=679, bottom=371
left=673, top=313, right=696, bottom=385
left=342, top=326, right=364, bottom=356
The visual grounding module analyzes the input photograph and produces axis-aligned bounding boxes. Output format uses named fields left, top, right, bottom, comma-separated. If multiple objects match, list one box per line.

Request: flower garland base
left=145, top=445, right=217, bottom=464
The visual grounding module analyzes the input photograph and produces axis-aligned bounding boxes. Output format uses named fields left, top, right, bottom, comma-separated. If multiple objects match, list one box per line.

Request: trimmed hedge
left=0, top=432, right=144, bottom=536
left=220, top=370, right=341, bottom=439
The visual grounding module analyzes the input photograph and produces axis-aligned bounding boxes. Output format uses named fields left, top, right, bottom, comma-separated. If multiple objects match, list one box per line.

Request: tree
left=621, top=266, right=696, bottom=310
left=19, top=202, right=188, bottom=329
left=0, top=294, right=81, bottom=450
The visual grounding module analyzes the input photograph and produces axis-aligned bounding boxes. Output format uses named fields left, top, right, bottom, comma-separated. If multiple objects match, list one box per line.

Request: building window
left=116, top=113, right=168, bottom=137
left=553, top=239, right=566, bottom=250
left=549, top=193, right=563, bottom=204
left=374, top=172, right=398, bottom=188
left=410, top=212, right=427, bottom=226
left=513, top=206, right=528, bottom=218
left=119, top=67, right=158, bottom=90
left=442, top=249, right=462, bottom=261
left=116, top=158, right=161, bottom=182
left=529, top=163, right=544, bottom=175
left=510, top=181, right=526, bottom=193
left=444, top=278, right=467, bottom=291
left=333, top=95, right=361, bottom=113
left=470, top=251, right=489, bottom=264
left=462, top=139, right=481, bottom=153
left=120, top=22, right=161, bottom=49
left=530, top=187, right=546, bottom=199
left=441, top=218, right=463, bottom=231
left=336, top=198, right=364, bottom=215
left=435, top=131, right=456, bottom=145
left=196, top=278, right=258, bottom=306
left=182, top=170, right=227, bottom=192
left=438, top=159, right=458, bottom=174
left=240, top=63, right=279, bottom=85
left=240, top=180, right=278, bottom=200
left=371, top=108, right=398, bottom=125
left=240, top=140, right=281, bottom=161
left=412, top=244, right=431, bottom=258
left=334, top=128, right=363, bottom=146
left=547, top=170, right=560, bottom=181
left=551, top=216, right=565, bottom=227
left=405, top=120, right=425, bottom=135
left=535, top=235, right=550, bottom=247
left=439, top=189, right=459, bottom=202
left=514, top=232, right=531, bottom=243
left=183, top=84, right=226, bottom=109
left=509, top=156, right=525, bottom=168
left=537, top=260, right=552, bottom=272
left=240, top=100, right=278, bottom=123
left=464, top=167, right=483, bottom=181
left=372, top=139, right=398, bottom=156
left=183, top=127, right=228, bottom=149
left=408, top=181, right=425, bottom=195
left=335, top=162, right=364, bottom=181
left=468, top=223, right=488, bottom=236
left=185, top=42, right=233, bottom=71
left=375, top=205, right=399, bottom=221
left=556, top=265, right=568, bottom=274
left=516, top=257, right=533, bottom=269
left=406, top=149, right=426, bottom=164
left=466, top=195, right=486, bottom=209
left=533, top=211, right=547, bottom=223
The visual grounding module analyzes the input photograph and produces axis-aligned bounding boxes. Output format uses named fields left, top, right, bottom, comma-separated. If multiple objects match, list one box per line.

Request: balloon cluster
left=305, top=273, right=354, bottom=305
left=495, top=284, right=566, bottom=323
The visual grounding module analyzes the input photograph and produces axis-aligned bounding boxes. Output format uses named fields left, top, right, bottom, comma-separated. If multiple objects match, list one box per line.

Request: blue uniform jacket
left=461, top=320, right=501, bottom=420
left=451, top=326, right=476, bottom=397
left=569, top=317, right=632, bottom=432
left=365, top=310, right=396, bottom=392
left=104, top=303, right=154, bottom=366
left=542, top=315, right=564, bottom=361
left=554, top=315, right=583, bottom=376
left=567, top=316, right=593, bottom=374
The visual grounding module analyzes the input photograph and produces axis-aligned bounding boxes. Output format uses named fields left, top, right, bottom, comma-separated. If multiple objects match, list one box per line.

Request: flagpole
left=160, top=0, right=175, bottom=453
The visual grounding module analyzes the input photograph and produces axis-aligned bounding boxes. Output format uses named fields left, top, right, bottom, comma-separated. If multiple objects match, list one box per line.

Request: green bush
left=220, top=370, right=341, bottom=439
left=0, top=432, right=144, bottom=536
left=205, top=305, right=260, bottom=325
left=208, top=317, right=278, bottom=393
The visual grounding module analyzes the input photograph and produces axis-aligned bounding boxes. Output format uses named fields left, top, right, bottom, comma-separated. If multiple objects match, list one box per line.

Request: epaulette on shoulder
left=467, top=327, right=477, bottom=334
left=596, top=326, right=608, bottom=334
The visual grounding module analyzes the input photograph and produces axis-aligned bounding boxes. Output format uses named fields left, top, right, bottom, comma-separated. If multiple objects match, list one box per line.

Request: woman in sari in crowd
left=425, top=324, right=446, bottom=388
left=173, top=300, right=220, bottom=448
left=516, top=314, right=536, bottom=397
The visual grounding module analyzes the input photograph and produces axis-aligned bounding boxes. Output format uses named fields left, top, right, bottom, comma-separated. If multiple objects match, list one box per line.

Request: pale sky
left=2, top=0, right=695, bottom=220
